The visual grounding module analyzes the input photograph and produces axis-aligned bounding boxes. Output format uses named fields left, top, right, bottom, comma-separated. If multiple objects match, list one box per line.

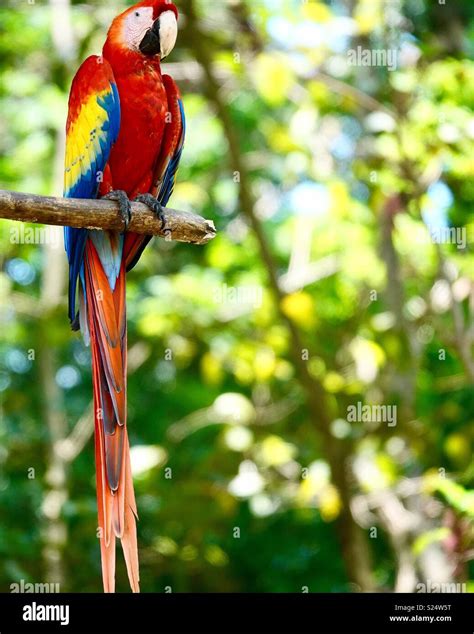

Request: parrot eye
left=134, top=11, right=140, bottom=17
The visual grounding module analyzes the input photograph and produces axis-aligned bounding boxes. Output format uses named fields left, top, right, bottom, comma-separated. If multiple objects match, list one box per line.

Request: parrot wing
left=63, top=55, right=121, bottom=326
left=124, top=74, right=185, bottom=271
left=153, top=74, right=186, bottom=205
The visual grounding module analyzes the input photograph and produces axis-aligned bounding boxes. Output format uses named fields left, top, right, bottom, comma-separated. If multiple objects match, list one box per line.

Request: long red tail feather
left=84, top=239, right=139, bottom=593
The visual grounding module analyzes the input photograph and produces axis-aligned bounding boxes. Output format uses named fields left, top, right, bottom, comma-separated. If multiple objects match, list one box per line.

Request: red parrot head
left=106, top=0, right=179, bottom=61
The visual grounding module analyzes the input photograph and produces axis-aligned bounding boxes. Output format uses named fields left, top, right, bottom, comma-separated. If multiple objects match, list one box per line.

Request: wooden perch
left=0, top=189, right=216, bottom=245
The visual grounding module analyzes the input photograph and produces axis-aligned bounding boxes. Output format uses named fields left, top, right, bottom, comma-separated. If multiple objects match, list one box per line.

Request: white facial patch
left=124, top=6, right=154, bottom=50
left=159, top=10, right=177, bottom=59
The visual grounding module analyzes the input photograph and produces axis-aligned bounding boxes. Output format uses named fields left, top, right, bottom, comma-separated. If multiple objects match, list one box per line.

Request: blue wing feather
left=63, top=56, right=121, bottom=327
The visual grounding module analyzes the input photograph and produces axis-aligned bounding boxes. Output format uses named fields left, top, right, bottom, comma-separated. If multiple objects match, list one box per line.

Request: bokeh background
left=0, top=0, right=473, bottom=593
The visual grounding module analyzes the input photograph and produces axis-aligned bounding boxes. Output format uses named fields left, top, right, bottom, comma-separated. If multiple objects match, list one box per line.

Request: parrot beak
left=139, top=18, right=161, bottom=57
left=138, top=10, right=177, bottom=59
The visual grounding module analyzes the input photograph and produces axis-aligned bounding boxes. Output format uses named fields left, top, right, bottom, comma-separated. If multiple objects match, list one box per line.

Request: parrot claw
left=134, top=194, right=170, bottom=238
left=103, top=190, right=132, bottom=231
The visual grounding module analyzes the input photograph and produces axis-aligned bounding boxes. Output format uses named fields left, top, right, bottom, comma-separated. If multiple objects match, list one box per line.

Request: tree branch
left=0, top=189, right=216, bottom=245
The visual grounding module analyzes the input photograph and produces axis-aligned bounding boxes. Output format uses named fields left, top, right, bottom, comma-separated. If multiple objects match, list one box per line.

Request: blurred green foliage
left=0, top=0, right=473, bottom=592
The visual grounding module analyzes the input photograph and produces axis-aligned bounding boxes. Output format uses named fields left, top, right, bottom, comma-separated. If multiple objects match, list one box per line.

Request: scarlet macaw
left=63, top=0, right=185, bottom=592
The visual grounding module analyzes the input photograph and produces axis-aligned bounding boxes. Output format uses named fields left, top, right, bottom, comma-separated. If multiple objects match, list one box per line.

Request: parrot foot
left=134, top=194, right=170, bottom=238
left=103, top=190, right=132, bottom=231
